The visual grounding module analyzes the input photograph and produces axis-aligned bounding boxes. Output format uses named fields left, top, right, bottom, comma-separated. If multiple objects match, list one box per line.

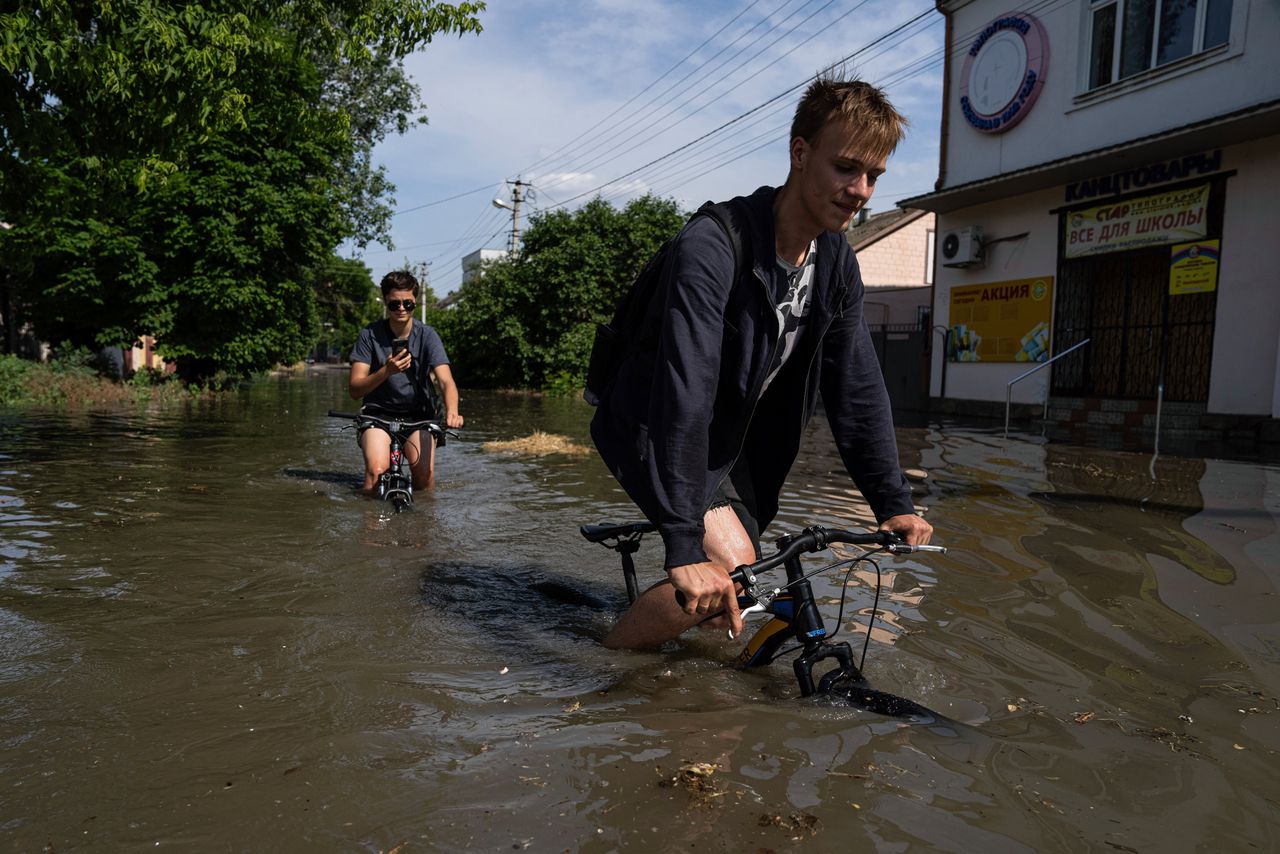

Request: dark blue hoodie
left=590, top=185, right=916, bottom=568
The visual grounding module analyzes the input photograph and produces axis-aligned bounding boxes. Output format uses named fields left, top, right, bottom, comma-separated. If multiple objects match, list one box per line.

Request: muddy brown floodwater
left=1, top=369, right=1277, bottom=852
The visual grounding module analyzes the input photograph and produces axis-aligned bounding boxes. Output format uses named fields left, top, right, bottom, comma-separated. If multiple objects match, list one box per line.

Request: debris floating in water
left=481, top=431, right=592, bottom=457
left=758, top=811, right=821, bottom=838
left=658, top=762, right=726, bottom=805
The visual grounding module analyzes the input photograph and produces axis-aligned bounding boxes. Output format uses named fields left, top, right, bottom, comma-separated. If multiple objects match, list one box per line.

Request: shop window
left=1087, top=0, right=1232, bottom=90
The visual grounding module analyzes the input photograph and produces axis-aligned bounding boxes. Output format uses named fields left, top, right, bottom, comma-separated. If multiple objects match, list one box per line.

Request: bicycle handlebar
left=327, top=410, right=452, bottom=437
left=674, top=526, right=945, bottom=609
left=729, top=527, right=944, bottom=587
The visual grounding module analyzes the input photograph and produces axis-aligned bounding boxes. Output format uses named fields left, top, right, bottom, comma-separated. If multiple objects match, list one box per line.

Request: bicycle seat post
left=618, top=538, right=641, bottom=604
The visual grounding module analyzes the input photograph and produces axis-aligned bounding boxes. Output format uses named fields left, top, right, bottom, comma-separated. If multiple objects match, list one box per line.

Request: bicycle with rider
left=348, top=270, right=464, bottom=493
left=589, top=74, right=932, bottom=648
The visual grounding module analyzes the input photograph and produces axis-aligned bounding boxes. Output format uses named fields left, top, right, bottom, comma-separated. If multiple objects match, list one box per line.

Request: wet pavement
left=1, top=369, right=1276, bottom=851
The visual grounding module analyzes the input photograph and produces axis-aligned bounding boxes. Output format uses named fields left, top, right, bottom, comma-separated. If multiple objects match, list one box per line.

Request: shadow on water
left=419, top=561, right=624, bottom=648
left=280, top=467, right=363, bottom=490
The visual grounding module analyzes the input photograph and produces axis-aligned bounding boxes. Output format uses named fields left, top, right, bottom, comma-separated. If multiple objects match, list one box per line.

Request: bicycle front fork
left=794, top=641, right=866, bottom=696
left=779, top=540, right=867, bottom=696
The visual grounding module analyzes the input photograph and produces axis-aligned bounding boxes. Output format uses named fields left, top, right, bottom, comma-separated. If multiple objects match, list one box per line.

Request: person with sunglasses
left=348, top=270, right=464, bottom=492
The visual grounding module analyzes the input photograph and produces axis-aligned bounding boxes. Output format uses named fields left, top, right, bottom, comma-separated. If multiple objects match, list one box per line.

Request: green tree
left=314, top=257, right=383, bottom=360
left=440, top=195, right=685, bottom=391
left=0, top=0, right=483, bottom=378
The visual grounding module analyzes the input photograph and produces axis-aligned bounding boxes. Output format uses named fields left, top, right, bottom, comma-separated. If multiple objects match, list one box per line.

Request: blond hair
left=790, top=75, right=908, bottom=160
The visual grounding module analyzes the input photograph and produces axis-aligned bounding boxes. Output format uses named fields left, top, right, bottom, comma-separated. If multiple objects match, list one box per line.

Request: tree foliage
left=314, top=257, right=383, bottom=360
left=0, top=0, right=483, bottom=379
left=435, top=195, right=686, bottom=392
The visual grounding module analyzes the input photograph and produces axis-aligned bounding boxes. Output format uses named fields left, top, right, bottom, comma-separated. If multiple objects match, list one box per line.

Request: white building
left=461, top=248, right=508, bottom=284
left=903, top=0, right=1280, bottom=446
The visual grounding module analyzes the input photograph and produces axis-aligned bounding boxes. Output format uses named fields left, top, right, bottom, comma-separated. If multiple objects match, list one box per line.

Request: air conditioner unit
left=940, top=226, right=984, bottom=267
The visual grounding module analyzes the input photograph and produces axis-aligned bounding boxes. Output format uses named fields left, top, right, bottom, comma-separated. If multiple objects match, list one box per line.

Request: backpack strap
left=583, top=198, right=754, bottom=406
left=694, top=198, right=752, bottom=293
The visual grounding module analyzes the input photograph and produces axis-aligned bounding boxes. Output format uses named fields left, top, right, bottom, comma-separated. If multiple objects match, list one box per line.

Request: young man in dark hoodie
left=590, top=75, right=933, bottom=648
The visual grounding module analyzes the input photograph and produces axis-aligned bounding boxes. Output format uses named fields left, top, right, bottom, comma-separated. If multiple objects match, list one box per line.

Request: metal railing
left=1004, top=338, right=1091, bottom=439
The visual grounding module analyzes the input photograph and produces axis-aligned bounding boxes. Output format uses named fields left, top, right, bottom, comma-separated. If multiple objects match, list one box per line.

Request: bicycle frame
left=329, top=410, right=447, bottom=513
left=580, top=521, right=948, bottom=716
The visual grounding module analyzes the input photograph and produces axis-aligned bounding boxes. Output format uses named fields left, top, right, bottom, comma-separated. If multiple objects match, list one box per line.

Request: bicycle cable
left=762, top=548, right=885, bottom=666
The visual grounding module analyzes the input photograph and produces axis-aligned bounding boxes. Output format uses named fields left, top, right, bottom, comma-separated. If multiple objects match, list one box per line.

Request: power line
left=518, top=0, right=771, bottom=178
left=391, top=182, right=496, bottom=217
left=530, top=0, right=813, bottom=190
left=545, top=6, right=938, bottom=211
left=553, top=0, right=866, bottom=193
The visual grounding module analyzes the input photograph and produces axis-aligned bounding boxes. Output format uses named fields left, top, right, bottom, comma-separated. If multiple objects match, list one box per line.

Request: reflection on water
left=1, top=370, right=1277, bottom=852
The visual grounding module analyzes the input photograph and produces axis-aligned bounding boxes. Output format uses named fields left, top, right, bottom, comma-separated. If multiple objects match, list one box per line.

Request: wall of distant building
left=856, top=213, right=935, bottom=288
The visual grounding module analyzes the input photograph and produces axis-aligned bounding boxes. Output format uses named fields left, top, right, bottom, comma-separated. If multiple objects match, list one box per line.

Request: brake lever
left=727, top=586, right=781, bottom=639
left=887, top=543, right=948, bottom=555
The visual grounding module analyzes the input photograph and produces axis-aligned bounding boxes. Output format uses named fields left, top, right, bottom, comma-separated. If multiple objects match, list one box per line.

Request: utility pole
left=415, top=261, right=431, bottom=321
left=493, top=178, right=532, bottom=255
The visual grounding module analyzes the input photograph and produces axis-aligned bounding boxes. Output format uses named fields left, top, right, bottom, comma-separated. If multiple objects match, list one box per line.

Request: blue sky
left=348, top=0, right=947, bottom=296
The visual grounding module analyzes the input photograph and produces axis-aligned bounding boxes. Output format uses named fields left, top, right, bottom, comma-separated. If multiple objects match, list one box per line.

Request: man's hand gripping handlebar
left=674, top=527, right=946, bottom=638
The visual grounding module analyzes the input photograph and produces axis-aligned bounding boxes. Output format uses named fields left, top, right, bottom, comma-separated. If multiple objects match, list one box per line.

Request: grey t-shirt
left=350, top=318, right=450, bottom=415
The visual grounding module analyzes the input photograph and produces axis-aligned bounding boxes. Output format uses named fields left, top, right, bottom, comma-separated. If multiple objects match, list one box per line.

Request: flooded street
left=2, top=369, right=1277, bottom=852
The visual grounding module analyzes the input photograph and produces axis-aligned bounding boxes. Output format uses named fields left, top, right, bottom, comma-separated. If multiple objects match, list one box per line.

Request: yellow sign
left=1169, top=239, right=1220, bottom=295
left=948, top=277, right=1053, bottom=362
left=1064, top=184, right=1210, bottom=258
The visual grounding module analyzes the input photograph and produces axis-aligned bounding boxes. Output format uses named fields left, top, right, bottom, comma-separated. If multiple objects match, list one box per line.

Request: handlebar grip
left=673, top=590, right=755, bottom=610
left=328, top=410, right=360, bottom=418
left=672, top=566, right=753, bottom=610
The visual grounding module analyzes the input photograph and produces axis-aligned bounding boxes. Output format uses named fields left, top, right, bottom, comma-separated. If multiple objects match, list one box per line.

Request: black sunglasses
left=385, top=299, right=416, bottom=312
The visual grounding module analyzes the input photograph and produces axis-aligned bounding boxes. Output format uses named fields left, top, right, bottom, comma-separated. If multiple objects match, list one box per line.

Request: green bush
left=0, top=355, right=35, bottom=405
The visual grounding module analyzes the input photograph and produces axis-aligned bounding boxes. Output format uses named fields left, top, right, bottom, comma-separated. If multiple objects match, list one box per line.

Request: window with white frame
left=1087, top=0, right=1233, bottom=90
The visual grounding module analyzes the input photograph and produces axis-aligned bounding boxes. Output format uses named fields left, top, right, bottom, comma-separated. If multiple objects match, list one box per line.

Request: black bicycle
left=328, top=410, right=452, bottom=512
left=581, top=521, right=950, bottom=720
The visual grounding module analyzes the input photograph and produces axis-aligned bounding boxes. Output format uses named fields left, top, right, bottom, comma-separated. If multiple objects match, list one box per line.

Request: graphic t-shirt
left=761, top=240, right=816, bottom=393
left=349, top=319, right=450, bottom=415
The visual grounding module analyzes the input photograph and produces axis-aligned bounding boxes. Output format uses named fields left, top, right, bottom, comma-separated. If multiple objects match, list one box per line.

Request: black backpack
left=584, top=199, right=750, bottom=406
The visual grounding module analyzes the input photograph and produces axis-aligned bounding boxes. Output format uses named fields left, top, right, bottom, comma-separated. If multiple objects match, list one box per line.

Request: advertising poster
left=1169, top=239, right=1220, bottom=295
left=1064, top=184, right=1210, bottom=258
left=948, top=276, right=1053, bottom=362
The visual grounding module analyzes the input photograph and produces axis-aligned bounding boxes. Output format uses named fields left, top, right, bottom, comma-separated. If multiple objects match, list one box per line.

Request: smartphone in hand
left=392, top=337, right=409, bottom=356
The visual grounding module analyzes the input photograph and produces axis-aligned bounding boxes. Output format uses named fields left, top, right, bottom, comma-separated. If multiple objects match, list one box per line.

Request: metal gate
left=870, top=324, right=928, bottom=410
left=1052, top=182, right=1223, bottom=402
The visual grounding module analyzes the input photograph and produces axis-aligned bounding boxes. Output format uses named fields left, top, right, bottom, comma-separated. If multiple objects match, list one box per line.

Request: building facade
left=848, top=208, right=937, bottom=327
left=903, top=0, right=1280, bottom=444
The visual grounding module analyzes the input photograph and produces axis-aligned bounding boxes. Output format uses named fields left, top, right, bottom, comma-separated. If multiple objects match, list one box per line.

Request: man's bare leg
left=406, top=429, right=438, bottom=490
left=358, top=428, right=391, bottom=493
left=603, top=507, right=757, bottom=649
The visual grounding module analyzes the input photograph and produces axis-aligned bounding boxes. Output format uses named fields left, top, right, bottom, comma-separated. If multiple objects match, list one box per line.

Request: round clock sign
left=959, top=12, right=1048, bottom=134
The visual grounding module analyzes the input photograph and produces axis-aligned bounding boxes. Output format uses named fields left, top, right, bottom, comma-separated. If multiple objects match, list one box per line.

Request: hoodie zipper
left=725, top=262, right=781, bottom=475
